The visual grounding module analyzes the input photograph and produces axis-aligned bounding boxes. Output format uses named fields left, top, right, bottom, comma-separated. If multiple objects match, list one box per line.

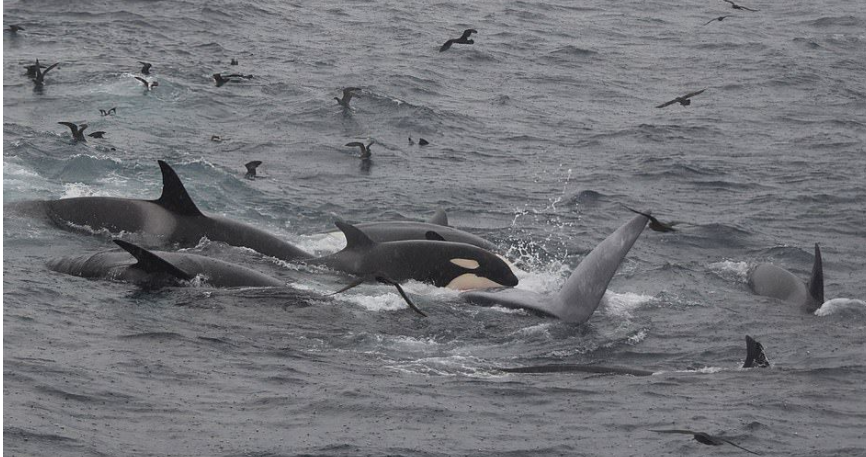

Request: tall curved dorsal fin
left=113, top=240, right=194, bottom=281
left=427, top=208, right=449, bottom=226
left=153, top=160, right=204, bottom=216
left=245, top=160, right=262, bottom=172
left=806, top=243, right=824, bottom=312
left=335, top=221, right=376, bottom=250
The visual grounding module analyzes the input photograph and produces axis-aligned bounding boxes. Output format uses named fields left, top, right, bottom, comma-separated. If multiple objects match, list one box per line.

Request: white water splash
left=815, top=298, right=866, bottom=316
left=601, top=291, right=654, bottom=318
left=708, top=260, right=751, bottom=282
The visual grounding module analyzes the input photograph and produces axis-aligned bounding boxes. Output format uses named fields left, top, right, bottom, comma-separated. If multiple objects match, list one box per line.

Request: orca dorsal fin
left=743, top=335, right=770, bottom=368
left=153, top=160, right=204, bottom=217
left=806, top=243, right=824, bottom=312
left=427, top=208, right=449, bottom=226
left=245, top=160, right=262, bottom=172
left=425, top=231, right=447, bottom=242
left=113, top=239, right=194, bottom=281
left=335, top=221, right=376, bottom=250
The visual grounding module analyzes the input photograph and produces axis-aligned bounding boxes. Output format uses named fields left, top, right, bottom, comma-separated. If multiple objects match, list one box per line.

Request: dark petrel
left=723, top=0, right=759, bottom=12
left=704, top=15, right=733, bottom=25
left=134, top=76, right=158, bottom=90
left=650, top=430, right=762, bottom=455
left=32, top=59, right=60, bottom=86
left=58, top=122, right=88, bottom=142
left=99, top=107, right=117, bottom=116
left=440, top=29, right=477, bottom=52
left=139, top=61, right=152, bottom=74
left=230, top=58, right=238, bottom=65
left=622, top=206, right=679, bottom=232
left=335, top=87, right=361, bottom=108
left=345, top=141, right=373, bottom=160
left=6, top=25, right=24, bottom=33
left=244, top=161, right=262, bottom=180
left=88, top=131, right=107, bottom=139
left=213, top=73, right=253, bottom=87
left=656, top=89, right=706, bottom=108
left=24, top=62, right=47, bottom=78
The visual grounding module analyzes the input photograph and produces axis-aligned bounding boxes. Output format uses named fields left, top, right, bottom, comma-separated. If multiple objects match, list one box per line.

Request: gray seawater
left=4, top=0, right=866, bottom=455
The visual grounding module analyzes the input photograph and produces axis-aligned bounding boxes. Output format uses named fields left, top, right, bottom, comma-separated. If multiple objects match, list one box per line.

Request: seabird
left=622, top=206, right=679, bottom=232
left=650, top=430, right=762, bottom=455
left=99, top=107, right=117, bottom=116
left=440, top=29, right=477, bottom=52
left=6, top=25, right=24, bottom=33
left=408, top=136, right=415, bottom=145
left=139, top=61, right=152, bottom=74
left=655, top=89, right=706, bottom=108
left=24, top=62, right=47, bottom=78
left=704, top=15, right=733, bottom=25
left=88, top=131, right=107, bottom=139
left=134, top=76, right=158, bottom=90
left=244, top=161, right=262, bottom=180
left=58, top=122, right=88, bottom=142
left=230, top=58, right=238, bottom=65
left=345, top=141, right=373, bottom=160
left=32, top=59, right=59, bottom=86
left=213, top=73, right=253, bottom=87
left=335, top=87, right=361, bottom=108
left=723, top=0, right=759, bottom=12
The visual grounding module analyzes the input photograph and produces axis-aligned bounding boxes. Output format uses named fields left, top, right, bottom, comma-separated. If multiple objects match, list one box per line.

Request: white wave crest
left=815, top=298, right=866, bottom=316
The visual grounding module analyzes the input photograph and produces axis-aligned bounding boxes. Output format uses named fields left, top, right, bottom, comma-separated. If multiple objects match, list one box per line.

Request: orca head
left=444, top=249, right=518, bottom=290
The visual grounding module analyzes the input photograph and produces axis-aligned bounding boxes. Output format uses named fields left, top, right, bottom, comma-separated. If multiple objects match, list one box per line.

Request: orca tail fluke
left=549, top=213, right=648, bottom=324
left=743, top=335, right=770, bottom=368
left=806, top=243, right=824, bottom=313
left=113, top=239, right=194, bottom=281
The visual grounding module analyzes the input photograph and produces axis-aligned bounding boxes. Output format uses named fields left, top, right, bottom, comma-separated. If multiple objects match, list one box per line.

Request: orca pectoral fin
left=334, top=221, right=376, bottom=250
left=427, top=208, right=449, bottom=226
left=376, top=275, right=427, bottom=317
left=113, top=240, right=194, bottom=281
left=806, top=243, right=824, bottom=312
left=329, top=276, right=367, bottom=295
left=153, top=160, right=204, bottom=217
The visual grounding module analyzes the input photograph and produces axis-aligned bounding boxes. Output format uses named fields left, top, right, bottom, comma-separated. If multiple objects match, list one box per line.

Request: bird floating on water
left=58, top=122, right=88, bottom=142
left=139, top=61, right=152, bottom=74
left=656, top=89, right=706, bottom=108
left=723, top=0, right=759, bottom=12
left=230, top=58, right=238, bottom=65
left=31, top=59, right=59, bottom=86
left=650, top=429, right=763, bottom=455
left=88, top=131, right=107, bottom=139
left=213, top=73, right=253, bottom=87
left=440, top=29, right=477, bottom=52
left=345, top=141, right=373, bottom=160
left=99, top=107, right=117, bottom=116
left=134, top=76, right=158, bottom=90
left=24, top=62, right=46, bottom=78
left=335, top=87, right=361, bottom=108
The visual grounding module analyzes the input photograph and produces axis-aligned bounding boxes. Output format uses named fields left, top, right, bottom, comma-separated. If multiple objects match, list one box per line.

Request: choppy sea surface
left=4, top=0, right=866, bottom=455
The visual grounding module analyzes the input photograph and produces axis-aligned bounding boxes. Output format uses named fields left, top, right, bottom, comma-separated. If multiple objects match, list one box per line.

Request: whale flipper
left=807, top=244, right=824, bottom=313
left=743, top=335, right=770, bottom=368
left=427, top=208, right=449, bottom=226
left=335, top=221, right=376, bottom=249
left=113, top=240, right=194, bottom=281
left=153, top=161, right=204, bottom=217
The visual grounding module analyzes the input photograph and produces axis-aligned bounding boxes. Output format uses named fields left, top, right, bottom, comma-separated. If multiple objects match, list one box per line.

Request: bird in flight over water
left=656, top=89, right=706, bottom=108
left=723, top=0, right=759, bottom=11
left=440, top=29, right=477, bottom=52
left=650, top=429, right=763, bottom=455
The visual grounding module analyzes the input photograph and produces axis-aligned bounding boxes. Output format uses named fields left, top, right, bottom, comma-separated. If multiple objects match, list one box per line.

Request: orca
left=9, top=160, right=314, bottom=262
left=461, top=213, right=649, bottom=323
left=322, top=209, right=501, bottom=253
left=308, top=221, right=518, bottom=290
left=500, top=335, right=770, bottom=375
left=48, top=240, right=286, bottom=288
left=748, top=243, right=824, bottom=313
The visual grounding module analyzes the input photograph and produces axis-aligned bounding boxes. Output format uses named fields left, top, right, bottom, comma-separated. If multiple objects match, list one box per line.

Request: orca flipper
left=427, top=208, right=449, bottom=226
left=113, top=240, right=194, bottom=281
left=806, top=243, right=824, bottom=313
left=743, top=335, right=770, bottom=368
left=334, top=221, right=376, bottom=250
left=153, top=161, right=204, bottom=217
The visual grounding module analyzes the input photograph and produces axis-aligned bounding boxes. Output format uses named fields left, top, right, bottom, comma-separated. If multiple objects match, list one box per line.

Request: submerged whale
left=48, top=240, right=286, bottom=288
left=308, top=221, right=518, bottom=290
left=748, top=243, right=824, bottom=313
left=9, top=160, right=314, bottom=262
left=461, top=213, right=648, bottom=323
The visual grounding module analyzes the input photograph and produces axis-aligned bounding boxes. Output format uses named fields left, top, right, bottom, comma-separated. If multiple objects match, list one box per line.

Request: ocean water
left=3, top=0, right=866, bottom=455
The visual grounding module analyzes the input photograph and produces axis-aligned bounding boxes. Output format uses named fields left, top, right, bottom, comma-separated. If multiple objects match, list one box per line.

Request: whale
left=8, top=160, right=314, bottom=262
left=748, top=243, right=824, bottom=313
left=308, top=221, right=518, bottom=290
left=48, top=240, right=286, bottom=288
left=322, top=209, right=501, bottom=253
left=460, top=213, right=649, bottom=323
left=500, top=334, right=770, bottom=376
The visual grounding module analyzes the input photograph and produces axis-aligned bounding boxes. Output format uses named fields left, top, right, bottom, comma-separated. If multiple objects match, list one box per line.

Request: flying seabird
left=99, top=107, right=117, bottom=116
left=655, top=89, right=706, bottom=108
left=440, top=29, right=477, bottom=52
left=58, top=122, right=88, bottom=142
left=650, top=430, right=762, bottom=455
left=6, top=25, right=24, bottom=33
left=345, top=141, right=373, bottom=160
left=139, top=61, right=152, bottom=74
left=723, top=0, right=759, bottom=12
left=134, top=76, right=158, bottom=90
left=704, top=15, right=733, bottom=25
left=31, top=59, right=59, bottom=86
left=88, top=131, right=107, bottom=139
left=622, top=206, right=679, bottom=232
left=335, top=87, right=361, bottom=108
left=244, top=161, right=262, bottom=180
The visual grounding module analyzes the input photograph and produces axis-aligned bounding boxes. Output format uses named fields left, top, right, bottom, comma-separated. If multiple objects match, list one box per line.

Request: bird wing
left=42, top=63, right=60, bottom=75
left=650, top=429, right=699, bottom=435
left=134, top=76, right=148, bottom=86
left=723, top=0, right=736, bottom=5
left=704, top=18, right=717, bottom=25
left=58, top=122, right=79, bottom=134
left=79, top=124, right=88, bottom=134
left=440, top=40, right=454, bottom=52
left=683, top=88, right=707, bottom=99
left=345, top=142, right=365, bottom=148
left=741, top=5, right=759, bottom=11
left=719, top=438, right=763, bottom=455
left=655, top=99, right=677, bottom=108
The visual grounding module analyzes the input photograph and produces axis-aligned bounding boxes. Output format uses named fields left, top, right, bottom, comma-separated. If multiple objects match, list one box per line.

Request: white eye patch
left=450, top=258, right=480, bottom=270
